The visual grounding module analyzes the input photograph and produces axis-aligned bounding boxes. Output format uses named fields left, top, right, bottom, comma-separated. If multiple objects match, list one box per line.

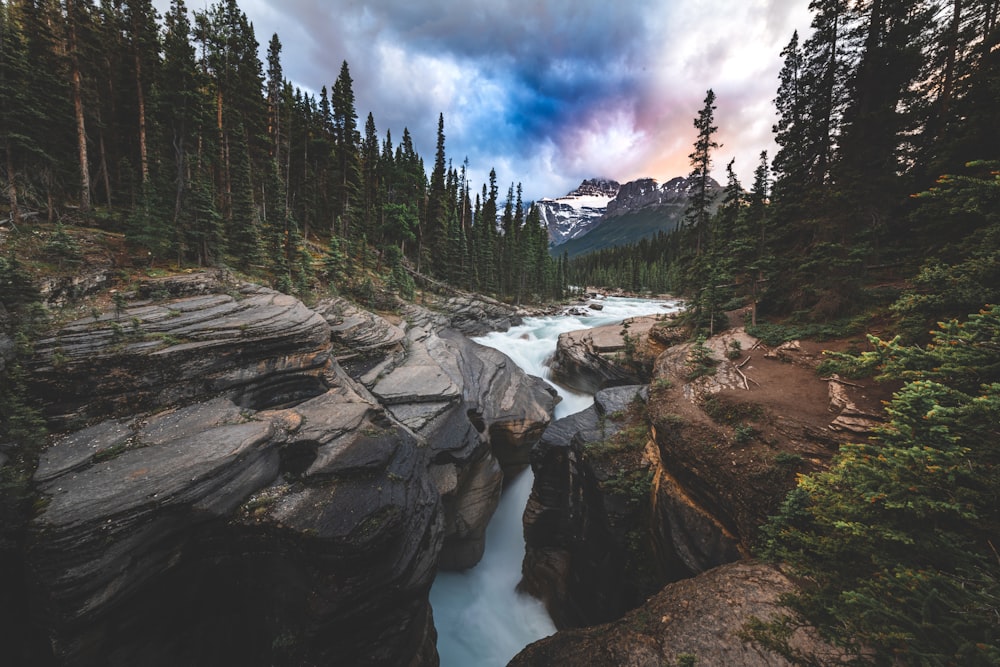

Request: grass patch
left=703, top=396, right=764, bottom=425
left=746, top=318, right=863, bottom=346
left=774, top=451, right=803, bottom=466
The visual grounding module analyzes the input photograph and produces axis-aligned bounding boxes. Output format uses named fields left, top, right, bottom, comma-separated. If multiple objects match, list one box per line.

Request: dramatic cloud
left=158, top=0, right=813, bottom=201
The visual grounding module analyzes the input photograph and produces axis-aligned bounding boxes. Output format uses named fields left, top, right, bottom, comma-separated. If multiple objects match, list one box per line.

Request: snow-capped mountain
left=604, top=175, right=720, bottom=217
left=549, top=174, right=723, bottom=258
left=538, top=179, right=620, bottom=246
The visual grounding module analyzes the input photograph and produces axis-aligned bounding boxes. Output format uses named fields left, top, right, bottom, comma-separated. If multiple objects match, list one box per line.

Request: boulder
left=509, top=561, right=833, bottom=667
left=549, top=316, right=660, bottom=393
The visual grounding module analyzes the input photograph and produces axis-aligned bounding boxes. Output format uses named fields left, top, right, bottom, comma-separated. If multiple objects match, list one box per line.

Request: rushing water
left=429, top=296, right=682, bottom=666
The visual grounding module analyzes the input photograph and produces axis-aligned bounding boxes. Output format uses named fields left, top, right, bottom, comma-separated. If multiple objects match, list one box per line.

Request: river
left=429, top=296, right=683, bottom=666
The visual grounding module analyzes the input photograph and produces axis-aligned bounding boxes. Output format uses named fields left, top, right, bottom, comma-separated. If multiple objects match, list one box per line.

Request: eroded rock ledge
left=29, top=285, right=331, bottom=429
left=21, top=281, right=555, bottom=665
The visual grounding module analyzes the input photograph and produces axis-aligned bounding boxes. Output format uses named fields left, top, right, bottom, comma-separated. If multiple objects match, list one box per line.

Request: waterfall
left=429, top=297, right=682, bottom=666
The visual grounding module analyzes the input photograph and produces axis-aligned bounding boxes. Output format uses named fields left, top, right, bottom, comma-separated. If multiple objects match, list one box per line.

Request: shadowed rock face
left=27, top=368, right=442, bottom=666
left=521, top=386, right=648, bottom=629
left=509, top=561, right=829, bottom=667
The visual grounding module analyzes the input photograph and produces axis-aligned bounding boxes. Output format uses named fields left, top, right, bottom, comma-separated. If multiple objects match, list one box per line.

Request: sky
left=159, top=0, right=814, bottom=203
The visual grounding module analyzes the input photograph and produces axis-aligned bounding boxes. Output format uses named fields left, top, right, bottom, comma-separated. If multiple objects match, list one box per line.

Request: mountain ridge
left=541, top=175, right=722, bottom=259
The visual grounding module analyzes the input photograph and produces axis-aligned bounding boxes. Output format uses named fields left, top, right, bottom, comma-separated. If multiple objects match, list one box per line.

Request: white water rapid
left=429, top=296, right=682, bottom=666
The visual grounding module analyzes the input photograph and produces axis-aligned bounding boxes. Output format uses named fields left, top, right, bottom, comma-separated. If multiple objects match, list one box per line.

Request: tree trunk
left=66, top=0, right=91, bottom=211
left=96, top=105, right=112, bottom=206
left=5, top=139, right=19, bottom=225
left=135, top=51, right=148, bottom=183
left=173, top=132, right=185, bottom=225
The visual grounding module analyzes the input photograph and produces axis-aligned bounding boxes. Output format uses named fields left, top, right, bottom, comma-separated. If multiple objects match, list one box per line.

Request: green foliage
left=0, top=252, right=48, bottom=533
left=746, top=319, right=861, bottom=347
left=702, top=396, right=764, bottom=425
left=892, top=163, right=1000, bottom=342
left=756, top=305, right=1000, bottom=665
left=322, top=236, right=348, bottom=287
left=773, top=451, right=802, bottom=466
left=602, top=467, right=655, bottom=507
left=733, top=423, right=756, bottom=445
left=0, top=253, right=42, bottom=315
left=685, top=335, right=717, bottom=381
left=43, top=223, right=82, bottom=265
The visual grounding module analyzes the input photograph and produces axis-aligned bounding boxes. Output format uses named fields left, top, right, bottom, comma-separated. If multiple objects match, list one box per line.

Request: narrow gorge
left=6, top=275, right=888, bottom=666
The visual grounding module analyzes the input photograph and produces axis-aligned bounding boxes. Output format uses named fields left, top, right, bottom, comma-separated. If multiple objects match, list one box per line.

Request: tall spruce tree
left=330, top=60, right=360, bottom=239
left=685, top=89, right=720, bottom=257
left=425, top=112, right=448, bottom=276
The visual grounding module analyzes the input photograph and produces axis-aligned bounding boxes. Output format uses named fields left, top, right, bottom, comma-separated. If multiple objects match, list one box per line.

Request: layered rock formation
left=28, top=284, right=331, bottom=429
left=20, top=278, right=555, bottom=665
left=316, top=294, right=558, bottom=569
left=521, top=385, right=653, bottom=629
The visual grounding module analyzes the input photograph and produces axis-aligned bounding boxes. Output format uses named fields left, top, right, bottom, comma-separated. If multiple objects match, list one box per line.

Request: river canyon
left=431, top=296, right=682, bottom=666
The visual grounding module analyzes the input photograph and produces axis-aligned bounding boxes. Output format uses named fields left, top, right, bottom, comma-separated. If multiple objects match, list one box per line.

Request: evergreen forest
left=0, top=0, right=563, bottom=304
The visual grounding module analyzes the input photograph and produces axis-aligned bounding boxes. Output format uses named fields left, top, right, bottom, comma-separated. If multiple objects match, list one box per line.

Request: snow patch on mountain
left=538, top=179, right=620, bottom=246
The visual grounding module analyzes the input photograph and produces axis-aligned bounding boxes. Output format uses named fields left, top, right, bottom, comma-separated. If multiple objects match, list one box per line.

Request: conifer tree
left=123, top=0, right=160, bottom=186
left=756, top=306, right=1000, bottom=665
left=685, top=89, right=720, bottom=256
left=0, top=1, right=33, bottom=223
left=331, top=60, right=360, bottom=239
left=160, top=0, right=203, bottom=256
left=425, top=112, right=448, bottom=276
left=31, top=0, right=77, bottom=220
left=361, top=112, right=379, bottom=246
left=64, top=0, right=92, bottom=211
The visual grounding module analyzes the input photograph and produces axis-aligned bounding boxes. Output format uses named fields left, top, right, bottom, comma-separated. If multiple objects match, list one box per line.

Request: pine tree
left=835, top=0, right=937, bottom=244
left=330, top=60, right=360, bottom=239
left=425, top=112, right=448, bottom=276
left=360, top=112, right=379, bottom=247
left=15, top=0, right=74, bottom=220
left=160, top=0, right=203, bottom=259
left=0, top=1, right=33, bottom=223
left=64, top=0, right=92, bottom=211
left=226, top=119, right=261, bottom=267
left=684, top=89, right=720, bottom=256
left=123, top=0, right=160, bottom=186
